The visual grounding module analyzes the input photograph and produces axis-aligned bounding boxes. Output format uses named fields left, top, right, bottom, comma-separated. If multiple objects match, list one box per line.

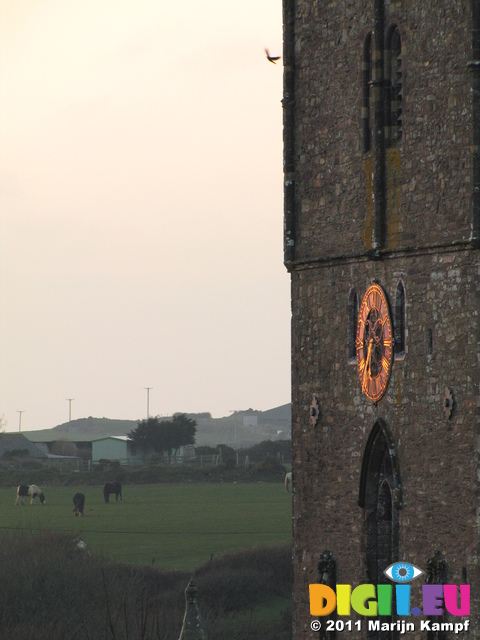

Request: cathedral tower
left=283, top=0, right=480, bottom=637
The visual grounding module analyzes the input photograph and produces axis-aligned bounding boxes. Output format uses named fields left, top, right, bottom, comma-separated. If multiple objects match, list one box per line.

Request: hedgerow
left=0, top=531, right=291, bottom=640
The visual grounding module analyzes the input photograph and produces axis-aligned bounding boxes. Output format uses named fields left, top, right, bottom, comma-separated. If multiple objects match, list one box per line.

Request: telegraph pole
left=17, top=410, right=24, bottom=432
left=67, top=398, right=74, bottom=421
left=144, top=387, right=152, bottom=419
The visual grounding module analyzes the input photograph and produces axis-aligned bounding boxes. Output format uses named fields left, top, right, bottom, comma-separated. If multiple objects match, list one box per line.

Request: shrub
left=243, top=439, right=292, bottom=464
left=0, top=532, right=292, bottom=640
left=3, top=448, right=30, bottom=459
left=195, top=545, right=292, bottom=609
left=195, top=544, right=292, bottom=640
left=0, top=530, right=188, bottom=640
left=217, top=444, right=235, bottom=461
left=194, top=446, right=217, bottom=456
left=252, top=457, right=286, bottom=480
left=224, top=457, right=236, bottom=470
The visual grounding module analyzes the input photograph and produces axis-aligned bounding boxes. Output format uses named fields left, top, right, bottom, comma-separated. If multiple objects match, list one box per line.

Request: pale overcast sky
left=0, top=0, right=290, bottom=430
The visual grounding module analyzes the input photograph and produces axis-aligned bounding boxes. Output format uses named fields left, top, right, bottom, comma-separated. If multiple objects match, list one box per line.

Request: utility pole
left=67, top=398, right=74, bottom=421
left=17, top=410, right=24, bottom=432
left=144, top=387, right=152, bottom=419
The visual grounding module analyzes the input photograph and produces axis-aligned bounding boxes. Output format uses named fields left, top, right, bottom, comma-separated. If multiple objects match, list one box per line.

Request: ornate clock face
left=356, top=283, right=393, bottom=403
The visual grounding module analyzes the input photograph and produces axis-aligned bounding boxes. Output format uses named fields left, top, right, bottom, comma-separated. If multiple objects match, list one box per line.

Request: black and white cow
left=15, top=484, right=45, bottom=506
left=103, top=481, right=122, bottom=503
left=73, top=493, right=85, bottom=516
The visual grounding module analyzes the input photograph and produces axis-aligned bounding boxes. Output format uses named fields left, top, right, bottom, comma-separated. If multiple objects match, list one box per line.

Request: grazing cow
left=103, top=481, right=122, bottom=503
left=15, top=484, right=45, bottom=506
left=284, top=472, right=292, bottom=492
left=73, top=492, right=85, bottom=516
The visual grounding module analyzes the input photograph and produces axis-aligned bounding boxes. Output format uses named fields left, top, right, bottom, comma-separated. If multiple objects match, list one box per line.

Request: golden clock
left=356, top=283, right=393, bottom=403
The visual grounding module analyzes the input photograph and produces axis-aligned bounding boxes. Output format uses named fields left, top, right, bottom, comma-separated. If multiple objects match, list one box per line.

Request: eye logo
left=384, top=562, right=424, bottom=583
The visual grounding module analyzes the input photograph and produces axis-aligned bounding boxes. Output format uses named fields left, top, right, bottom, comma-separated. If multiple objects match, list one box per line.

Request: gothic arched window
left=362, top=33, right=373, bottom=153
left=394, top=281, right=405, bottom=359
left=359, top=421, right=401, bottom=639
left=385, top=26, right=402, bottom=146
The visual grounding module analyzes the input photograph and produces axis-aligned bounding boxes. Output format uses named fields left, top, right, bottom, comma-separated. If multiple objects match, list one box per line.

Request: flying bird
left=265, top=48, right=281, bottom=64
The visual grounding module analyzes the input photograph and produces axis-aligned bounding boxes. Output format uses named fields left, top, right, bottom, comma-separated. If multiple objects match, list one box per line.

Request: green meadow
left=4, top=483, right=292, bottom=570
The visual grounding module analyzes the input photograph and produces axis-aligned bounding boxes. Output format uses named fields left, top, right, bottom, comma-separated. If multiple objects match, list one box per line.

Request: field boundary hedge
left=0, top=456, right=288, bottom=487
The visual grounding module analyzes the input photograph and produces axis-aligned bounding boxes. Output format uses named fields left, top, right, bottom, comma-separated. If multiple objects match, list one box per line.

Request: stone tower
left=283, top=0, right=480, bottom=637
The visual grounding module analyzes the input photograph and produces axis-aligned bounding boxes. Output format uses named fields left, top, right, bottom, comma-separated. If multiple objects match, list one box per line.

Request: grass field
left=4, top=482, right=292, bottom=570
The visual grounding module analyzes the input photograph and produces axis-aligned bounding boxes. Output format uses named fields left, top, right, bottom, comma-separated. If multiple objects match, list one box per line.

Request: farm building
left=240, top=404, right=291, bottom=430
left=0, top=433, right=47, bottom=460
left=24, top=431, right=97, bottom=463
left=0, top=433, right=82, bottom=471
left=21, top=431, right=195, bottom=467
left=91, top=436, right=195, bottom=465
left=91, top=436, right=139, bottom=465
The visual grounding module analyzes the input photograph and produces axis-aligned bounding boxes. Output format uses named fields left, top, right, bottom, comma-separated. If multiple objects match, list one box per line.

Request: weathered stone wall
left=291, top=254, right=480, bottom=637
left=287, top=0, right=479, bottom=638
left=291, top=0, right=472, bottom=263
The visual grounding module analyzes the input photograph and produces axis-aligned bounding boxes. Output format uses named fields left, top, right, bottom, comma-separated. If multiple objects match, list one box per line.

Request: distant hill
left=23, top=405, right=291, bottom=448
left=188, top=404, right=291, bottom=447
left=23, top=417, right=139, bottom=442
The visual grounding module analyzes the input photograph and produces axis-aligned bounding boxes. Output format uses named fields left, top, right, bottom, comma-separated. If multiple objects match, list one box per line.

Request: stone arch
left=359, top=420, right=401, bottom=638
left=358, top=420, right=401, bottom=579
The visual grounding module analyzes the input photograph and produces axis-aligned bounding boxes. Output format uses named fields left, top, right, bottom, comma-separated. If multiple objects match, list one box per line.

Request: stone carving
left=425, top=551, right=447, bottom=585
left=316, top=550, right=336, bottom=587
left=316, top=551, right=336, bottom=640
left=310, top=394, right=321, bottom=428
left=443, top=387, right=454, bottom=420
